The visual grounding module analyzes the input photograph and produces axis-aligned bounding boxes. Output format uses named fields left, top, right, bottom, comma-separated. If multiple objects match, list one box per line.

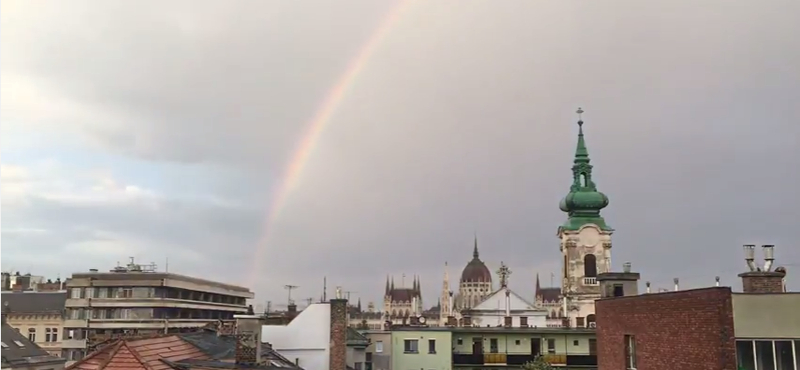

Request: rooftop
left=1, top=291, right=67, bottom=315
left=1, top=321, right=66, bottom=368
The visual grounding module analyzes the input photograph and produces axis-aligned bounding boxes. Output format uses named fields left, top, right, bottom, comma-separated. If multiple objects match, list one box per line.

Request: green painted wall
left=391, top=330, right=452, bottom=370
left=451, top=332, right=596, bottom=355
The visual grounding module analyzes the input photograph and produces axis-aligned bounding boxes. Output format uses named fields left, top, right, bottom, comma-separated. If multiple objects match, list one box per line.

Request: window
left=403, top=339, right=418, bottom=353
left=96, top=288, right=108, bottom=299
left=589, top=339, right=597, bottom=355
left=520, top=317, right=528, bottom=327
left=70, top=288, right=82, bottom=299
left=573, top=340, right=579, bottom=346
left=736, top=339, right=799, bottom=370
left=576, top=317, right=585, bottom=327
left=584, top=254, right=597, bottom=278
left=428, top=339, right=436, bottom=354
left=28, top=328, right=36, bottom=342
left=547, top=339, right=556, bottom=354
left=515, top=340, right=521, bottom=345
left=375, top=341, right=383, bottom=353
left=490, top=338, right=499, bottom=353
left=85, top=288, right=95, bottom=299
left=46, top=328, right=52, bottom=342
left=14, top=341, right=25, bottom=347
left=354, top=362, right=363, bottom=370
left=624, top=335, right=637, bottom=369
left=613, top=284, right=625, bottom=297
left=1, top=342, right=7, bottom=348
left=456, top=338, right=463, bottom=345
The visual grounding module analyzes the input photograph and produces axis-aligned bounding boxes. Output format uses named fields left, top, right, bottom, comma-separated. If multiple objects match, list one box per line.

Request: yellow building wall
left=6, top=314, right=65, bottom=357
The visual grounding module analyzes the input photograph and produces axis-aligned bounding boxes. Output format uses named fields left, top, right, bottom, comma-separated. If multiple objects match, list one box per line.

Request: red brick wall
left=329, top=299, right=348, bottom=370
left=596, top=287, right=736, bottom=370
left=739, top=272, right=784, bottom=293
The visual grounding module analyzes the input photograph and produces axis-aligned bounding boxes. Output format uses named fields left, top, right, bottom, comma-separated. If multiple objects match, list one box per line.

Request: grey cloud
left=2, top=0, right=800, bottom=304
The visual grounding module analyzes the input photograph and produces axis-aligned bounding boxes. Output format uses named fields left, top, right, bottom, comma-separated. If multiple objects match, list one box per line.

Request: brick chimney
left=739, top=271, right=786, bottom=293
left=329, top=299, right=348, bottom=370
left=234, top=314, right=264, bottom=365
left=739, top=244, right=786, bottom=293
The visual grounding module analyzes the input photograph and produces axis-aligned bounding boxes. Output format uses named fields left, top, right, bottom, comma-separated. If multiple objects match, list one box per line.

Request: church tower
left=440, top=262, right=451, bottom=324
left=557, top=108, right=612, bottom=328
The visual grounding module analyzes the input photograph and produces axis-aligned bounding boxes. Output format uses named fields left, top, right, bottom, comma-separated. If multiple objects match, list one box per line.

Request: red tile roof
left=68, top=335, right=210, bottom=370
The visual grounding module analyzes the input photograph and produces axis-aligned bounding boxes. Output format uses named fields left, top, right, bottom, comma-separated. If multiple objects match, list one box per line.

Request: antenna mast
left=284, top=284, right=299, bottom=305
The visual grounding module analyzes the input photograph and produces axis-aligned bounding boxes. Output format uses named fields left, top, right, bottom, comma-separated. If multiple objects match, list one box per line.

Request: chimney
left=645, top=282, right=651, bottom=294
left=329, top=299, right=348, bottom=370
left=287, top=303, right=298, bottom=321
left=739, top=244, right=786, bottom=293
left=503, top=291, right=512, bottom=328
left=597, top=264, right=641, bottom=298
left=674, top=278, right=680, bottom=291
left=715, top=276, right=720, bottom=287
left=234, top=314, right=264, bottom=365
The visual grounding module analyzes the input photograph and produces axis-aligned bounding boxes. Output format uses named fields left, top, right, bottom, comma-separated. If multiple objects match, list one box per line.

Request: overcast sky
left=2, top=0, right=799, bottom=309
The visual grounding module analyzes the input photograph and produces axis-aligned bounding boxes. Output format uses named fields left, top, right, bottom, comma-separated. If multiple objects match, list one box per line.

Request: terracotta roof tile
left=68, top=335, right=209, bottom=370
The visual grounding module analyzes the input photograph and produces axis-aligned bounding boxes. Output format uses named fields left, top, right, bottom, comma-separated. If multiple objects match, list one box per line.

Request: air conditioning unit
left=588, top=322, right=597, bottom=328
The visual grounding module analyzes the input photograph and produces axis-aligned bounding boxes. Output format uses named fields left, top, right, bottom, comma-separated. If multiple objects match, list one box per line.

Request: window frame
left=428, top=339, right=436, bottom=354
left=403, top=339, right=419, bottom=354
left=624, top=335, right=637, bottom=370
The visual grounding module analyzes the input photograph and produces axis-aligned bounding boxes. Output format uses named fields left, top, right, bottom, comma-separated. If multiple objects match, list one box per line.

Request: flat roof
left=390, top=326, right=596, bottom=334
left=69, top=272, right=252, bottom=292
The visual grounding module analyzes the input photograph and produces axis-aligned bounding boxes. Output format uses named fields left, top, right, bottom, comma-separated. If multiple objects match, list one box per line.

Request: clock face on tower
left=579, top=227, right=600, bottom=248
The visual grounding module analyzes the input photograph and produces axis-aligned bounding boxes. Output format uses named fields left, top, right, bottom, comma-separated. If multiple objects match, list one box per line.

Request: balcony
left=583, top=277, right=598, bottom=285
left=453, top=352, right=597, bottom=367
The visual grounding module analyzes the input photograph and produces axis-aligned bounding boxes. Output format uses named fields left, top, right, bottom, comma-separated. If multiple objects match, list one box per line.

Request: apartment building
left=61, top=259, right=254, bottom=363
left=1, top=291, right=68, bottom=357
left=595, top=245, right=799, bottom=370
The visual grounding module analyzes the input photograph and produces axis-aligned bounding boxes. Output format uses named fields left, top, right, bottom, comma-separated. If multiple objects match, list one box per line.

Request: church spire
left=535, top=273, right=541, bottom=297
left=385, top=275, right=390, bottom=296
left=559, top=108, right=611, bottom=231
left=391, top=276, right=395, bottom=291
left=473, top=235, right=480, bottom=259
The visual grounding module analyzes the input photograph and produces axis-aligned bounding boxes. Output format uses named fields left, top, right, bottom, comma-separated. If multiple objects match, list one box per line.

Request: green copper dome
left=559, top=108, right=612, bottom=231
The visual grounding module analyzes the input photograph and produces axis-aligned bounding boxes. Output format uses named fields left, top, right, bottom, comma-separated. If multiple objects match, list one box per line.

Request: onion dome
left=559, top=108, right=611, bottom=231
left=460, top=237, right=492, bottom=283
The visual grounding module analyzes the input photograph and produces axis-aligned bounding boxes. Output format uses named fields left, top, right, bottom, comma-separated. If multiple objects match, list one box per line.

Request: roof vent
left=89, top=269, right=99, bottom=272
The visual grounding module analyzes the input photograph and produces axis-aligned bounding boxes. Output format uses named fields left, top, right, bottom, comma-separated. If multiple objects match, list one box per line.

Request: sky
left=2, top=0, right=799, bottom=310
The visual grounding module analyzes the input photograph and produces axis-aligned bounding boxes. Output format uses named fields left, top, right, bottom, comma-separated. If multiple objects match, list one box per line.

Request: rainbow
left=248, top=1, right=415, bottom=287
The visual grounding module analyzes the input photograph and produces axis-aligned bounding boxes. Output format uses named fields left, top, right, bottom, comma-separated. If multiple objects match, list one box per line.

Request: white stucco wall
left=262, top=303, right=331, bottom=370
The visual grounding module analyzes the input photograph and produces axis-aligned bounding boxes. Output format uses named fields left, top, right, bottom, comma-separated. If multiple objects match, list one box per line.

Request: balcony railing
left=452, top=352, right=597, bottom=367
left=583, top=277, right=598, bottom=285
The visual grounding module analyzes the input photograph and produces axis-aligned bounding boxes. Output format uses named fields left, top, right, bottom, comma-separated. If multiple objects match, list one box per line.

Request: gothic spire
left=416, top=276, right=422, bottom=297
left=535, top=273, right=541, bottom=296
left=473, top=235, right=479, bottom=259
left=385, top=275, right=390, bottom=296
left=391, top=276, right=395, bottom=291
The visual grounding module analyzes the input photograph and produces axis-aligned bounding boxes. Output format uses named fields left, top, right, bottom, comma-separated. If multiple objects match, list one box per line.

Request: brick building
left=595, top=245, right=799, bottom=370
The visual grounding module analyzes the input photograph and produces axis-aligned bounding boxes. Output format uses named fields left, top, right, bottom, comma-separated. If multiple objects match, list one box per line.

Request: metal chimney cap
left=743, top=244, right=756, bottom=259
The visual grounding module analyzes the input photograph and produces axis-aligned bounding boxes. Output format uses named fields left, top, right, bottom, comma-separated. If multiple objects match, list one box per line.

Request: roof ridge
left=66, top=339, right=122, bottom=370
left=124, top=341, right=156, bottom=370
left=96, top=341, right=125, bottom=370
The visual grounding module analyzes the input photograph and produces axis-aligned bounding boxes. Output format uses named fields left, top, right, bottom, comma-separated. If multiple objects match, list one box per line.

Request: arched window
left=564, top=255, right=569, bottom=278
left=586, top=314, right=596, bottom=327
left=584, top=254, right=597, bottom=277
left=580, top=173, right=588, bottom=187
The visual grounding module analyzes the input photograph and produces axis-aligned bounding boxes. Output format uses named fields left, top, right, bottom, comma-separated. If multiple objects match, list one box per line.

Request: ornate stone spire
left=559, top=108, right=612, bottom=231
left=385, top=275, right=390, bottom=296
left=497, top=262, right=512, bottom=288
left=473, top=235, right=479, bottom=259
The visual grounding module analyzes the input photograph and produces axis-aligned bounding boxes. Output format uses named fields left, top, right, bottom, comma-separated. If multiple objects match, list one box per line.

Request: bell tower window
left=583, top=254, right=597, bottom=278
left=580, top=173, right=587, bottom=187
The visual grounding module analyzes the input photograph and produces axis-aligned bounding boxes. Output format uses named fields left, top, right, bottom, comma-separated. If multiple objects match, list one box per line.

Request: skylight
left=13, top=340, right=25, bottom=347
left=1, top=342, right=8, bottom=348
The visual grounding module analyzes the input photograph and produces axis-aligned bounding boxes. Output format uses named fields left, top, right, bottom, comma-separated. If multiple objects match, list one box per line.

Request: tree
left=522, top=355, right=554, bottom=370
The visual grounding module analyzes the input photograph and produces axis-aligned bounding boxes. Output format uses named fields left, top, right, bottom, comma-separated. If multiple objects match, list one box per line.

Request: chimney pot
left=715, top=276, right=720, bottom=287
left=673, top=278, right=680, bottom=291
left=645, top=281, right=651, bottom=294
left=622, top=262, right=632, bottom=273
